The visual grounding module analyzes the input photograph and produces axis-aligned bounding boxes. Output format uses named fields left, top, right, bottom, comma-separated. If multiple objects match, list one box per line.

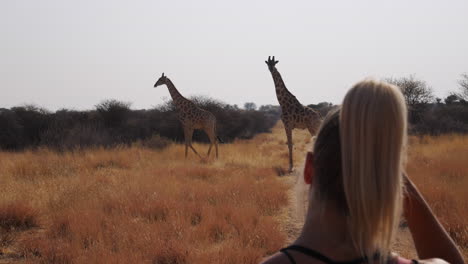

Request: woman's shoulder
left=261, top=254, right=450, bottom=264
left=394, top=256, right=449, bottom=264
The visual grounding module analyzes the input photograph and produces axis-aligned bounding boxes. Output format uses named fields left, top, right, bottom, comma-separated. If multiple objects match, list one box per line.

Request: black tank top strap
left=280, top=248, right=297, bottom=264
left=280, top=245, right=369, bottom=264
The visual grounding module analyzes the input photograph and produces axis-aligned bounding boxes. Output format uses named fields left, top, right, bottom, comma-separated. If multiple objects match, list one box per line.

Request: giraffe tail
left=217, top=136, right=224, bottom=143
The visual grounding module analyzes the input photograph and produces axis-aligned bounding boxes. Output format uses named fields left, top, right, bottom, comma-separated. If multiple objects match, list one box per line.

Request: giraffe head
left=154, top=73, right=168, bottom=88
left=265, top=56, right=279, bottom=72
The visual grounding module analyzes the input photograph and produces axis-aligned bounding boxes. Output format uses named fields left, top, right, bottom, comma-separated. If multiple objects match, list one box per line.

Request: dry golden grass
left=406, top=134, right=468, bottom=259
left=2, top=123, right=465, bottom=263
left=0, top=122, right=311, bottom=264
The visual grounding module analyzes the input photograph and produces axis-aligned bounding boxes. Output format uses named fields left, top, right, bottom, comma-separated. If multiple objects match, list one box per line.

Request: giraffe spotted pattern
left=154, top=73, right=219, bottom=158
left=266, top=56, right=322, bottom=171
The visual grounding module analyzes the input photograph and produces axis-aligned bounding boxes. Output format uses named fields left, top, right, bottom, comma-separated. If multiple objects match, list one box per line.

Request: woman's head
left=306, top=79, right=407, bottom=260
left=308, top=107, right=344, bottom=209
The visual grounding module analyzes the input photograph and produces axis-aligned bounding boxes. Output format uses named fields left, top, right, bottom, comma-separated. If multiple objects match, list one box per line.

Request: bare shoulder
left=418, top=258, right=450, bottom=264
left=259, top=252, right=290, bottom=264
left=395, top=257, right=450, bottom=264
left=392, top=255, right=451, bottom=264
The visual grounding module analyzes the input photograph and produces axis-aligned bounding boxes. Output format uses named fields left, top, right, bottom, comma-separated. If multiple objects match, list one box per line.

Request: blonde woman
left=261, top=80, right=464, bottom=264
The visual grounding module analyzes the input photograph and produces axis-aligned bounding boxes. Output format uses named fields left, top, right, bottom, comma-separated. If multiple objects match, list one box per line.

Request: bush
left=307, top=102, right=334, bottom=117
left=0, top=97, right=281, bottom=151
left=410, top=103, right=468, bottom=135
left=154, top=96, right=280, bottom=143
left=0, top=109, right=24, bottom=150
left=95, top=99, right=131, bottom=128
left=2, top=93, right=468, bottom=151
left=0, top=202, right=38, bottom=231
left=139, top=134, right=172, bottom=150
left=10, top=105, right=50, bottom=148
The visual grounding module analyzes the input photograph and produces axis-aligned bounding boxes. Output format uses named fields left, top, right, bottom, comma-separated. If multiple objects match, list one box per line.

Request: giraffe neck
left=270, top=67, right=301, bottom=107
left=165, top=78, right=188, bottom=108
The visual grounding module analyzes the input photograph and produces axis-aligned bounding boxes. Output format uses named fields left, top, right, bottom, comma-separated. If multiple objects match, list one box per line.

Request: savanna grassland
left=405, top=134, right=468, bottom=259
left=1, top=123, right=467, bottom=263
left=0, top=122, right=311, bottom=264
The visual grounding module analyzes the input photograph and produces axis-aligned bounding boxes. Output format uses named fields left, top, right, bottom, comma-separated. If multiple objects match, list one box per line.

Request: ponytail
left=340, top=80, right=407, bottom=262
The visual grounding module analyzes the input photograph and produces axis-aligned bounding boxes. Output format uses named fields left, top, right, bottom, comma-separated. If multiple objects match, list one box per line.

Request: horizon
left=1, top=0, right=468, bottom=111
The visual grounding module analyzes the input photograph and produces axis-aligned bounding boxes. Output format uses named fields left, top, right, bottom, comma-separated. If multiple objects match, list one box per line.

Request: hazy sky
left=1, top=0, right=467, bottom=110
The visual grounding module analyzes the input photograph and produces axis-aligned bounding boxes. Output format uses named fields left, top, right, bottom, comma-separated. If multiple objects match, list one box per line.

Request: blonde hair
left=340, top=80, right=407, bottom=262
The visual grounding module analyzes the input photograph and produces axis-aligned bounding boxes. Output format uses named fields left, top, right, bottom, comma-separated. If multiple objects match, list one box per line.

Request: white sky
left=1, top=0, right=467, bottom=110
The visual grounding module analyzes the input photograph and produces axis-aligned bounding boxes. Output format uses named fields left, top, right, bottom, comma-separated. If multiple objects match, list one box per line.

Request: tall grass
left=0, top=122, right=311, bottom=263
left=406, top=134, right=468, bottom=258
left=2, top=124, right=464, bottom=262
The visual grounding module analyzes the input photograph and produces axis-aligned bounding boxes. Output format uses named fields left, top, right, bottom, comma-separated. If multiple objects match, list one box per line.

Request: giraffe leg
left=189, top=130, right=202, bottom=159
left=207, top=143, right=213, bottom=156
left=285, top=125, right=293, bottom=172
left=205, top=127, right=216, bottom=158
left=214, top=123, right=219, bottom=159
left=215, top=137, right=218, bottom=159
left=184, top=126, right=201, bottom=159
left=189, top=144, right=201, bottom=158
left=183, top=127, right=190, bottom=159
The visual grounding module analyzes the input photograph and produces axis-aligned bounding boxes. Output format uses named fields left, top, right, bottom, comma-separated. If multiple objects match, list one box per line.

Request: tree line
left=385, top=73, right=468, bottom=134
left=0, top=97, right=285, bottom=151
left=1, top=73, right=467, bottom=151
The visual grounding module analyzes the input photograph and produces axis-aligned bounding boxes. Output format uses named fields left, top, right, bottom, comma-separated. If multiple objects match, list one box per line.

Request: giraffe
left=153, top=73, right=219, bottom=159
left=265, top=56, right=322, bottom=172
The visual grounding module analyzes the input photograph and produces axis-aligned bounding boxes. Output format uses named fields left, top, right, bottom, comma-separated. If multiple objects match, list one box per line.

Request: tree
left=444, top=94, right=460, bottom=105
left=385, top=75, right=434, bottom=107
left=0, top=109, right=24, bottom=149
left=308, top=102, right=335, bottom=117
left=10, top=104, right=50, bottom=147
left=258, top=104, right=280, bottom=112
left=244, top=102, right=257, bottom=111
left=95, top=99, right=131, bottom=127
left=457, top=73, right=468, bottom=100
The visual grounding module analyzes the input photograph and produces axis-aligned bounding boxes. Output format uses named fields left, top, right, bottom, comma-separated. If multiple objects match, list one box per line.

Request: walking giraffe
left=265, top=56, right=322, bottom=172
left=153, top=73, right=219, bottom=158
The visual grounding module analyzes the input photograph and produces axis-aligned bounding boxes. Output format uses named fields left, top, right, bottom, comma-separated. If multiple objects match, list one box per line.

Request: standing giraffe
left=265, top=56, right=322, bottom=172
left=153, top=73, right=219, bottom=158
